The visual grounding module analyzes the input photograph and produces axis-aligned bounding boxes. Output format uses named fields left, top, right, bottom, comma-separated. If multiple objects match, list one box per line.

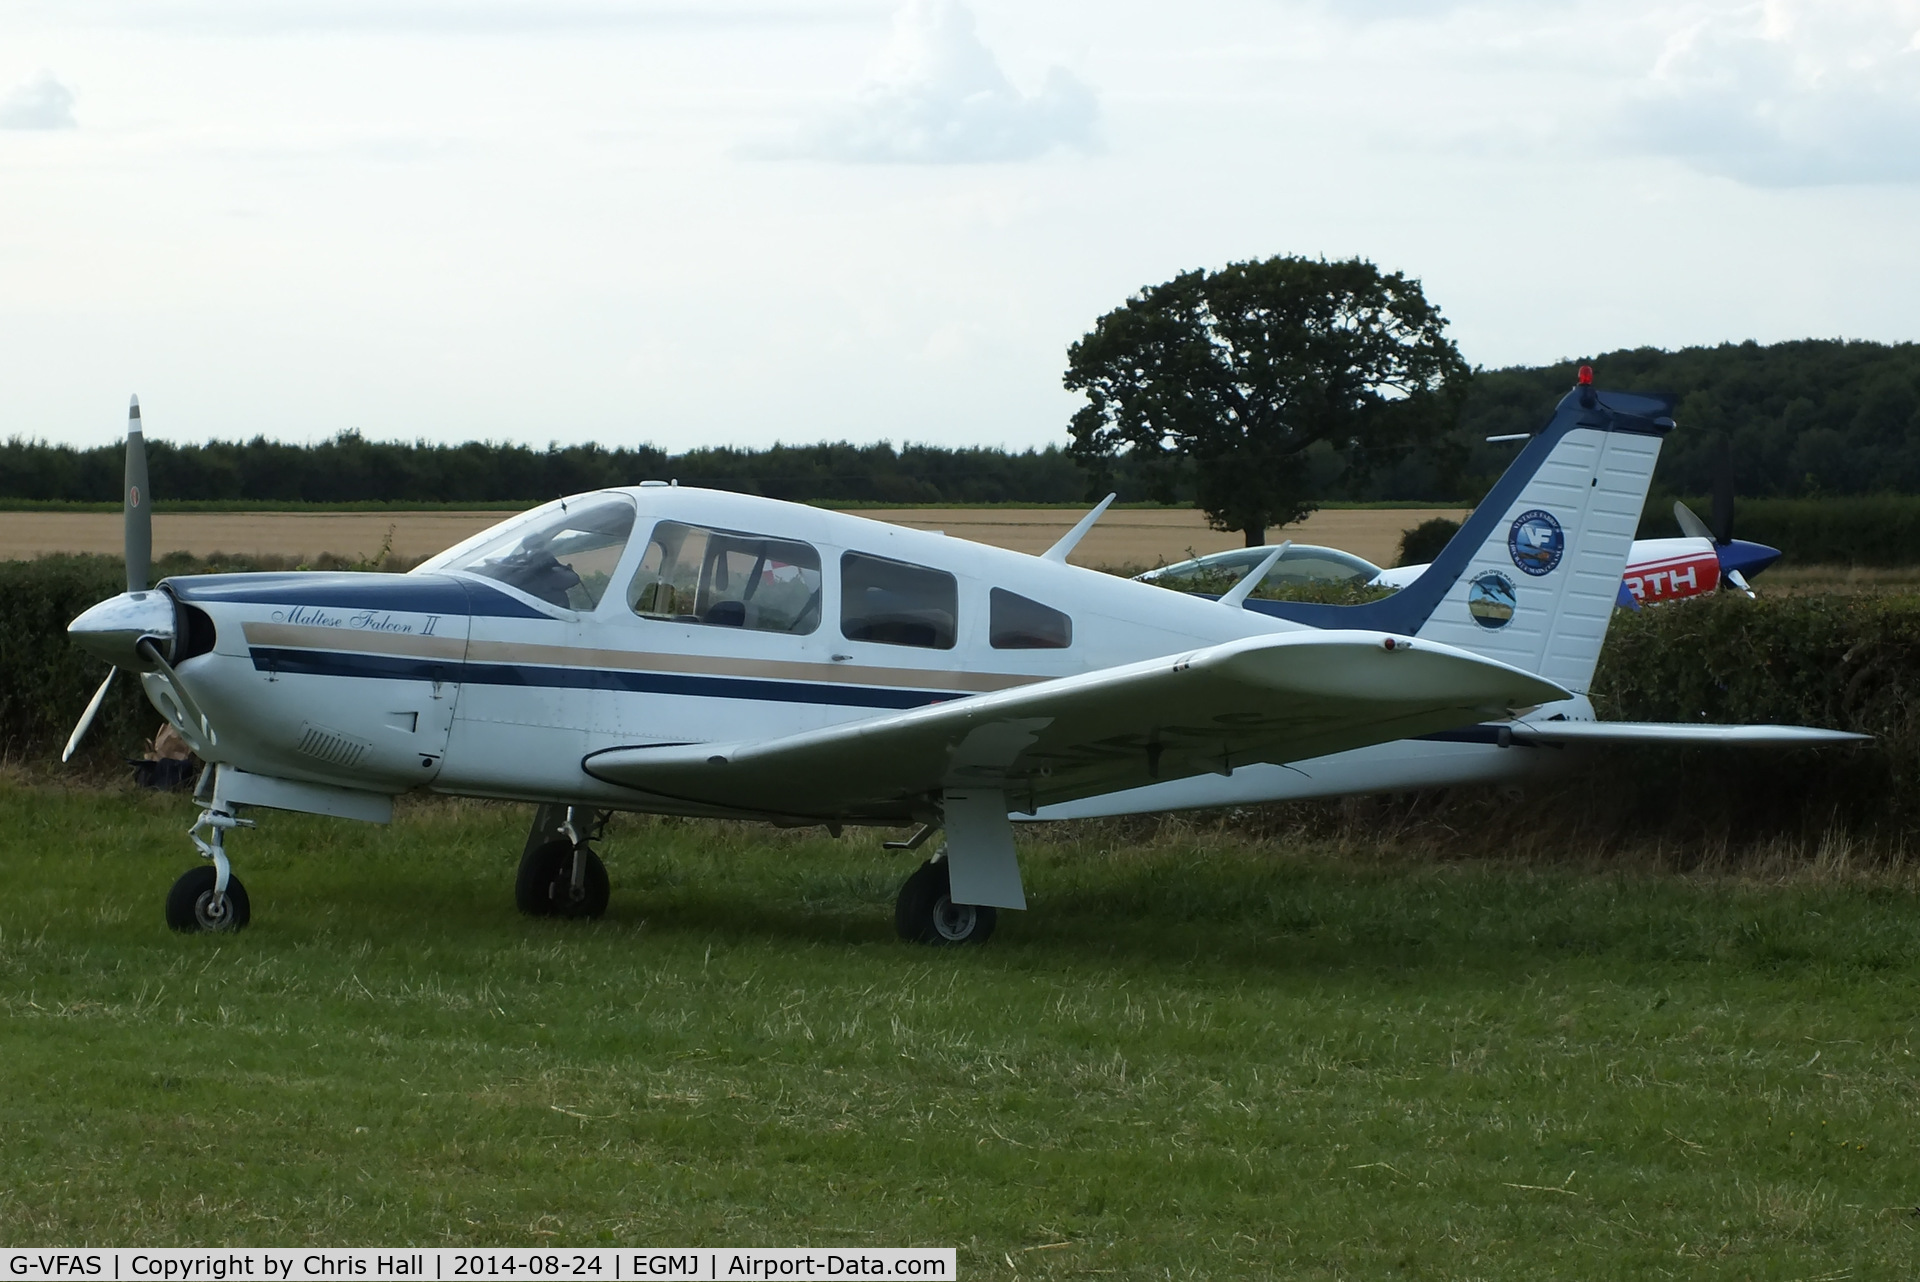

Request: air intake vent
left=296, top=723, right=370, bottom=768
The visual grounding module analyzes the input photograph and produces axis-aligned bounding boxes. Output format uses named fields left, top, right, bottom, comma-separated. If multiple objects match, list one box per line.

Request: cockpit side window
left=841, top=552, right=957, bottom=649
left=627, top=521, right=822, bottom=634
left=989, top=588, right=1071, bottom=649
left=448, top=495, right=636, bottom=611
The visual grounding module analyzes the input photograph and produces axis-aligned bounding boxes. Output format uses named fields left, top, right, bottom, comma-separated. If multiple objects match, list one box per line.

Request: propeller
left=61, top=669, right=118, bottom=763
left=1672, top=432, right=1764, bottom=597
left=1710, top=429, right=1735, bottom=548
left=61, top=397, right=162, bottom=762
left=127, top=393, right=150, bottom=592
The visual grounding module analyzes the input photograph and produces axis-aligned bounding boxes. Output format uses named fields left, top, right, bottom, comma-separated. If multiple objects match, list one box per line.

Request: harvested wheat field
left=0, top=511, right=507, bottom=566
left=0, top=505, right=1464, bottom=571
left=871, top=506, right=1468, bottom=568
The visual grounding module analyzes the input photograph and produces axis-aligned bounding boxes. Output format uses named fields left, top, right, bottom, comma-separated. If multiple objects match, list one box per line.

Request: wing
left=1508, top=720, right=1868, bottom=746
left=583, top=629, right=1569, bottom=823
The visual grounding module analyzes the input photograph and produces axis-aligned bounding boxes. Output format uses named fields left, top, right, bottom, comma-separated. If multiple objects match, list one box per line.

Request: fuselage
left=159, top=485, right=1369, bottom=818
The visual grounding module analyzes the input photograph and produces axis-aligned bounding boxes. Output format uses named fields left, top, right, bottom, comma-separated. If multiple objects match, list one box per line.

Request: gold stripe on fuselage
left=244, top=622, right=467, bottom=661
left=241, top=622, right=1043, bottom=694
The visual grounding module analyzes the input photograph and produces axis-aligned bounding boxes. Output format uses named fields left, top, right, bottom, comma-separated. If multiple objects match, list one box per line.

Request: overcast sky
left=4, top=0, right=1919, bottom=452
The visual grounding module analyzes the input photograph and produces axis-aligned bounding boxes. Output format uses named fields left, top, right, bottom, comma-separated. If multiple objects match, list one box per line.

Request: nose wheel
left=165, top=865, right=251, bottom=933
left=169, top=802, right=255, bottom=933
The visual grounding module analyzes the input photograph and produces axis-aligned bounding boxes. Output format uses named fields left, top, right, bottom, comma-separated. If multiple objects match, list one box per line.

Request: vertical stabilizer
left=1247, top=374, right=1674, bottom=694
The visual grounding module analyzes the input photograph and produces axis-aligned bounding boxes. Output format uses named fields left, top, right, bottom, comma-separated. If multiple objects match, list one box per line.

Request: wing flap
left=584, top=630, right=1569, bottom=822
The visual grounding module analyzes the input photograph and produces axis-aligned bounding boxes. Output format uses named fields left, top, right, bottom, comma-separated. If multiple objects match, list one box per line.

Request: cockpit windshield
left=447, top=494, right=637, bottom=611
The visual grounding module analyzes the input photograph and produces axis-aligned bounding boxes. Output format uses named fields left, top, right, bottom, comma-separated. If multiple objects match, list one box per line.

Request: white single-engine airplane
left=65, top=372, right=1863, bottom=942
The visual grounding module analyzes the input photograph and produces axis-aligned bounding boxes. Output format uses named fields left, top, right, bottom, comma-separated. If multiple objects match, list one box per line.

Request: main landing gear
left=890, top=790, right=1026, bottom=947
left=517, top=804, right=611, bottom=919
left=167, top=789, right=254, bottom=933
left=894, top=852, right=996, bottom=946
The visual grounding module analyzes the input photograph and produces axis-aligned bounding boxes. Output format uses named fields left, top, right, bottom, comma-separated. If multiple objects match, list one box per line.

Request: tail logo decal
left=1467, top=573, right=1517, bottom=628
left=1508, top=510, right=1564, bottom=576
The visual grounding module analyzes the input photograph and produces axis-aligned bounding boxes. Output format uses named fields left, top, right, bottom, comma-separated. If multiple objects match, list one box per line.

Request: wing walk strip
left=240, top=621, right=1044, bottom=710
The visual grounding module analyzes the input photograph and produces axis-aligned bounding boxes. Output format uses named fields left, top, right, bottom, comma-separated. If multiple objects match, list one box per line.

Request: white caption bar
left=2, top=1252, right=955, bottom=1282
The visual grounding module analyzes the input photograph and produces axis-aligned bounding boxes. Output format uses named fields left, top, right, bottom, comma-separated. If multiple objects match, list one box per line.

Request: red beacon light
left=1577, top=364, right=1594, bottom=386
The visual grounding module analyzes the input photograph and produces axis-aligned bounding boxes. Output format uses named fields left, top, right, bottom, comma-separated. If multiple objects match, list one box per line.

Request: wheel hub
left=931, top=895, right=977, bottom=942
left=194, top=890, right=232, bottom=930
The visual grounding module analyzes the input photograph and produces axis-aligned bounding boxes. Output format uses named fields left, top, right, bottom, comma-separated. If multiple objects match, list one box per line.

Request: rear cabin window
left=989, top=588, right=1072, bottom=649
left=627, top=521, right=822, bottom=634
left=840, top=552, right=957, bottom=649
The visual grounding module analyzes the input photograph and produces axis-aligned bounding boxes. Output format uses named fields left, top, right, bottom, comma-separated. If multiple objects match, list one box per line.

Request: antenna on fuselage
left=1218, top=541, right=1290, bottom=610
left=1041, top=493, right=1117, bottom=564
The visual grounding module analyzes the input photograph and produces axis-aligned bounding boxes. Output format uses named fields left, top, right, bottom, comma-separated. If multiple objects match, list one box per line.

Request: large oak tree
left=1065, top=255, right=1469, bottom=545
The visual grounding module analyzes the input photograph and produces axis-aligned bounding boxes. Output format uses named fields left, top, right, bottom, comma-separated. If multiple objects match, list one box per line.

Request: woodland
left=2, top=339, right=1916, bottom=508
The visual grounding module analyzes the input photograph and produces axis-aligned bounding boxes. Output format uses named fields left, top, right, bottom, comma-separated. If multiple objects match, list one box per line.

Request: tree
left=1064, top=255, right=1470, bottom=545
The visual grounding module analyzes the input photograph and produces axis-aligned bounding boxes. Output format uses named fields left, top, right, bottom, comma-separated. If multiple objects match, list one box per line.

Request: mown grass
left=3, top=782, right=1919, bottom=1277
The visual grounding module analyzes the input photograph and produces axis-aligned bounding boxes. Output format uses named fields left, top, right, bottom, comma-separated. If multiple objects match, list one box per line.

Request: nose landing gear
left=167, top=802, right=255, bottom=933
left=516, top=804, right=611, bottom=919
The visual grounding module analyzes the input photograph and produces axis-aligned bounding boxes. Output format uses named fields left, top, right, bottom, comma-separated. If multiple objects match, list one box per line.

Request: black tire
left=165, top=866, right=251, bottom=933
left=894, top=857, right=996, bottom=946
left=515, top=838, right=610, bottom=919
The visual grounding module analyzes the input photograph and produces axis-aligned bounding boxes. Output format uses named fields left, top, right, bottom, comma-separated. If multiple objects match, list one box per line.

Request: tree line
left=3, top=338, right=1917, bottom=508
left=1454, top=339, right=1920, bottom=502
left=0, top=435, right=1105, bottom=506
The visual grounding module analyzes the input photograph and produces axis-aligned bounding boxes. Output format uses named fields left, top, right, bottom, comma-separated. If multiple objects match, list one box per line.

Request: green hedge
left=1636, top=495, right=1920, bottom=566
left=2, top=556, right=163, bottom=765
left=1584, top=591, right=1918, bottom=838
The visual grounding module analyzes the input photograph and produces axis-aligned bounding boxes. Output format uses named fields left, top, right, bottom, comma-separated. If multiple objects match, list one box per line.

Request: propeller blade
left=61, top=668, right=118, bottom=763
left=1672, top=500, right=1715, bottom=543
left=138, top=638, right=217, bottom=753
left=126, top=395, right=151, bottom=593
left=1726, top=568, right=1755, bottom=598
left=1711, top=432, right=1735, bottom=545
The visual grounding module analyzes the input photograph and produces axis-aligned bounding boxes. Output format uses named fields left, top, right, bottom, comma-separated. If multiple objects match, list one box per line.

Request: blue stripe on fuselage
left=169, top=572, right=552, bottom=618
left=247, top=646, right=962, bottom=710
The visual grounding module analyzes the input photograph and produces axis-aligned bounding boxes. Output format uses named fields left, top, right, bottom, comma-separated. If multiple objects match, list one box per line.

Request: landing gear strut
left=167, top=788, right=254, bottom=933
left=516, top=804, right=611, bottom=919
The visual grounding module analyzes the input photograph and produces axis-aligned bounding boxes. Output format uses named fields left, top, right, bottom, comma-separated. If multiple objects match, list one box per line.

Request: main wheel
left=515, top=838, right=610, bottom=919
left=894, top=857, right=996, bottom=946
left=165, top=866, right=251, bottom=933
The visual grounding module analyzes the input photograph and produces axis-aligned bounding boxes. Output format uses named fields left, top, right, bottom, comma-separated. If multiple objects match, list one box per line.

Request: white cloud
left=773, top=0, right=1098, bottom=163
left=1621, top=0, right=1920, bottom=184
left=0, top=70, right=77, bottom=129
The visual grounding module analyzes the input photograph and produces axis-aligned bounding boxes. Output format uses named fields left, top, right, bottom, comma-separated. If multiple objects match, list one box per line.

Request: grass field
left=1761, top=564, right=1920, bottom=595
left=3, top=782, right=1918, bottom=1275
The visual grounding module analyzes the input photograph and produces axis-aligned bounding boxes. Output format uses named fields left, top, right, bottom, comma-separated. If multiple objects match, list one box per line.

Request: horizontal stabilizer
left=1509, top=721, right=1868, bottom=746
